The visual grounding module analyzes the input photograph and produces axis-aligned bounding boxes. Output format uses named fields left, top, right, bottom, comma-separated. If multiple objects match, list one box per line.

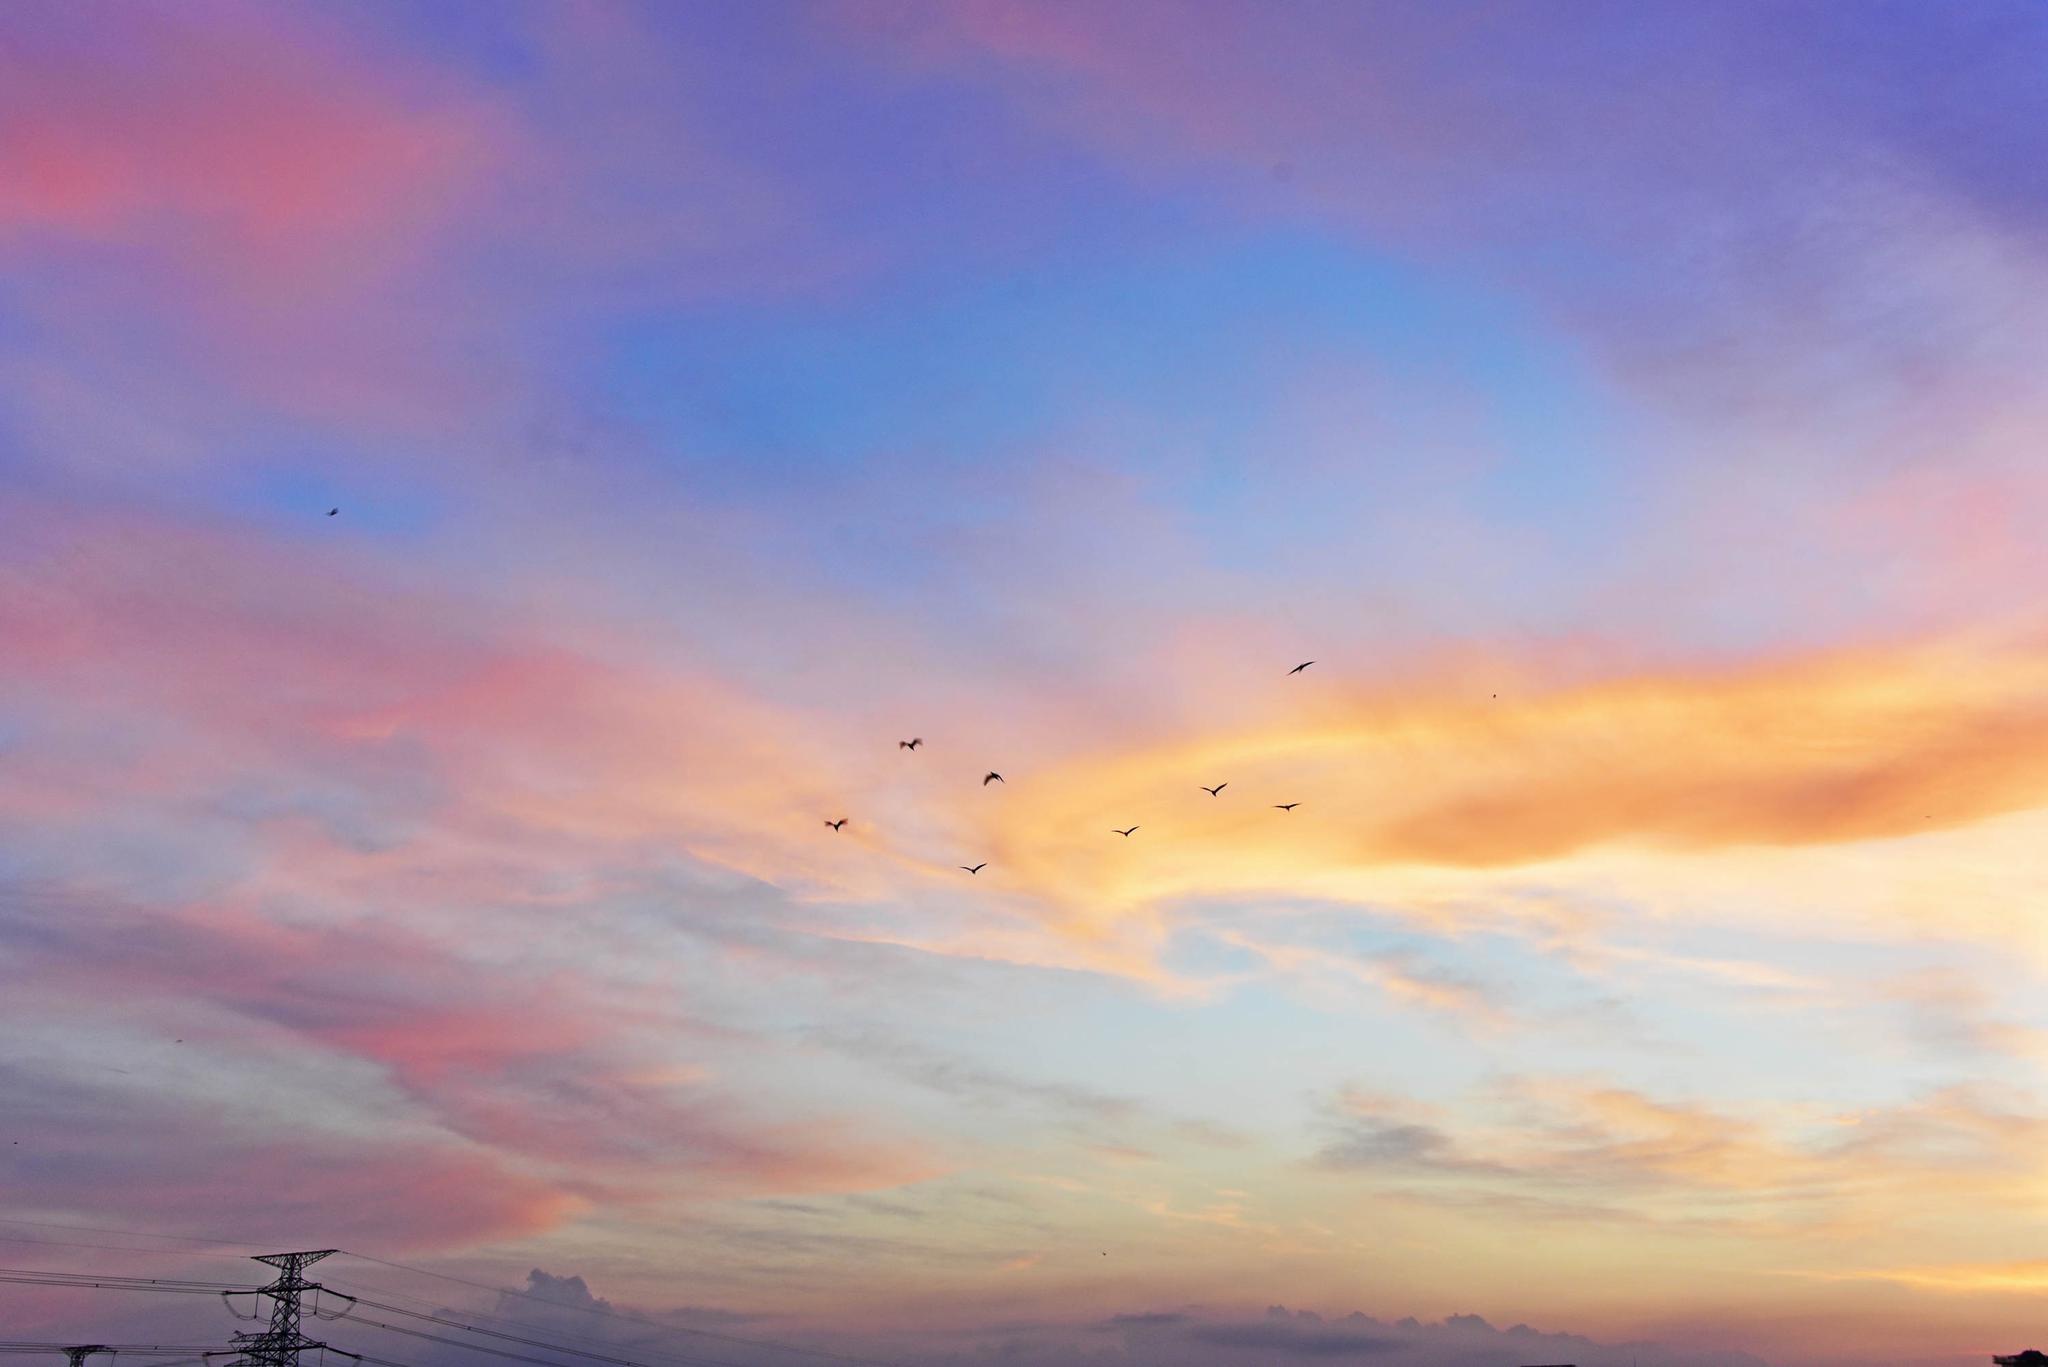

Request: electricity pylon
left=64, top=1347, right=109, bottom=1367
left=228, top=1251, right=339, bottom=1367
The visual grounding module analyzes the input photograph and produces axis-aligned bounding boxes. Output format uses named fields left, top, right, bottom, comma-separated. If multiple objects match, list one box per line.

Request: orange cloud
left=1319, top=1078, right=2048, bottom=1254
left=948, top=631, right=2048, bottom=943
left=22, top=500, right=2048, bottom=996
left=1799, top=1260, right=2048, bottom=1294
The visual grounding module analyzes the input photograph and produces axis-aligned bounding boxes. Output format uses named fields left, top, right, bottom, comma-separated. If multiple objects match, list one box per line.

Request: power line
left=313, top=1313, right=644, bottom=1367
left=325, top=1289, right=760, bottom=1367
left=0, top=1240, right=897, bottom=1367
left=0, top=1344, right=231, bottom=1356
left=0, top=1267, right=254, bottom=1288
left=0, top=1230, right=891, bottom=1367
left=0, top=1220, right=260, bottom=1252
left=0, top=1269, right=257, bottom=1295
left=311, top=1273, right=711, bottom=1361
left=0, top=1234, right=262, bottom=1261
left=313, top=1302, right=750, bottom=1367
left=330, top=1352, right=423, bottom=1367
left=310, top=1275, right=785, bottom=1367
left=331, top=1254, right=890, bottom=1367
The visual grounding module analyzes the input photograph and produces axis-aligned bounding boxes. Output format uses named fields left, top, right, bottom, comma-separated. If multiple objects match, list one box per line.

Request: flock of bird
left=825, top=662, right=1318, bottom=876
left=320, top=507, right=1317, bottom=881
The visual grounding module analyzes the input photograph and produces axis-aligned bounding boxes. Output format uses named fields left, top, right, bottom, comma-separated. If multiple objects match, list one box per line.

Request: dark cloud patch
left=0, top=1063, right=569, bottom=1252
left=1314, top=1118, right=1476, bottom=1171
left=661, top=1305, right=770, bottom=1328
left=1189, top=1322, right=1399, bottom=1356
left=923, top=1302, right=1776, bottom=1367
left=841, top=1194, right=929, bottom=1221
left=521, top=1269, right=610, bottom=1310
left=806, top=1026, right=1142, bottom=1127
left=748, top=1199, right=833, bottom=1216
left=1095, top=1311, right=1192, bottom=1329
left=805, top=1027, right=1258, bottom=1163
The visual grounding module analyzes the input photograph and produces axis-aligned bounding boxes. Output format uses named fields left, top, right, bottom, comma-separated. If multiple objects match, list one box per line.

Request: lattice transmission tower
left=228, top=1250, right=340, bottom=1367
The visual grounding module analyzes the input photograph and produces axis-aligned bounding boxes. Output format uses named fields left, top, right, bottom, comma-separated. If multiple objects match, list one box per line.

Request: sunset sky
left=4, top=5, right=2048, bottom=1367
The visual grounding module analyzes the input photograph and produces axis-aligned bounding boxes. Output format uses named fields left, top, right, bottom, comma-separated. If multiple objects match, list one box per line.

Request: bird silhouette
left=961, top=862, right=987, bottom=875
left=1201, top=783, right=1227, bottom=796
left=825, top=818, right=848, bottom=831
left=1113, top=826, right=1139, bottom=837
left=327, top=508, right=339, bottom=517
left=1289, top=660, right=1314, bottom=674
left=983, top=771, right=1004, bottom=785
left=899, top=738, right=923, bottom=750
left=1274, top=803, right=1299, bottom=812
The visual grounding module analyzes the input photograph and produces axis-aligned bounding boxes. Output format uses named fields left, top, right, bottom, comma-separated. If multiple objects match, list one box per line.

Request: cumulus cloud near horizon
left=356, top=1266, right=1779, bottom=1367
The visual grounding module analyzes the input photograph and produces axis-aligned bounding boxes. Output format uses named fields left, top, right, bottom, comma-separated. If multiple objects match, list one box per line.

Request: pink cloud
left=0, top=4, right=504, bottom=286
left=0, top=1064, right=579, bottom=1255
left=0, top=499, right=983, bottom=915
left=0, top=4, right=881, bottom=452
left=0, top=503, right=959, bottom=1219
left=4, top=877, right=943, bottom=1214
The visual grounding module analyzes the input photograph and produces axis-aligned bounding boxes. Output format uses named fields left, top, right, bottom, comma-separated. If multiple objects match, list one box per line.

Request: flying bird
left=983, top=771, right=1004, bottom=785
left=1289, top=660, right=1314, bottom=674
left=960, top=862, right=987, bottom=875
left=1113, top=826, right=1139, bottom=837
left=899, top=737, right=923, bottom=750
left=1201, top=783, right=1227, bottom=796
left=1274, top=803, right=1299, bottom=812
left=327, top=507, right=339, bottom=517
left=825, top=818, right=848, bottom=831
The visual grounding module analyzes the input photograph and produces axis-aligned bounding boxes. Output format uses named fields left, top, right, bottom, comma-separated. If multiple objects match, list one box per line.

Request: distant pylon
left=228, top=1250, right=338, bottom=1367
left=64, top=1347, right=110, bottom=1367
